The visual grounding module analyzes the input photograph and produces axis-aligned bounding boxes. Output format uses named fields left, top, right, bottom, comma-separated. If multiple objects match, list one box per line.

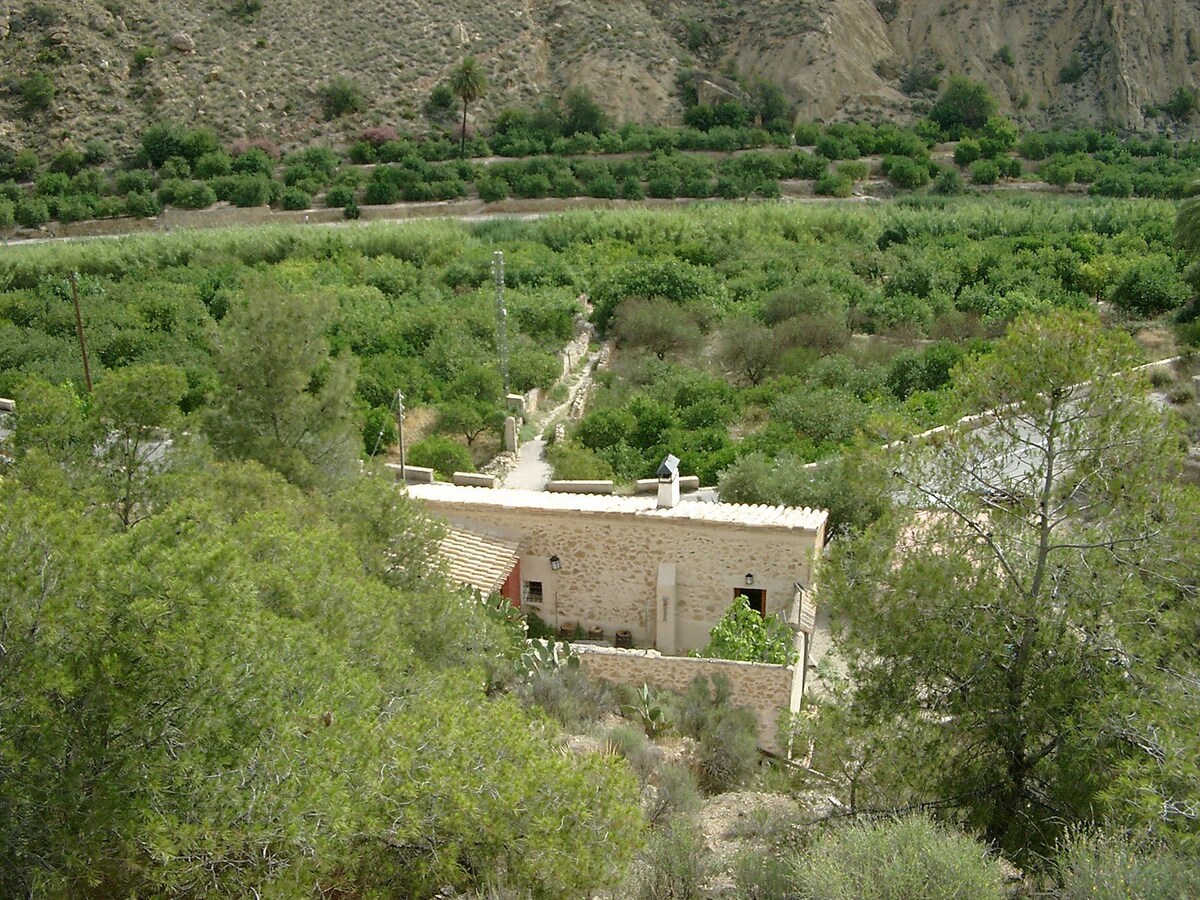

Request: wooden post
left=70, top=272, right=92, bottom=393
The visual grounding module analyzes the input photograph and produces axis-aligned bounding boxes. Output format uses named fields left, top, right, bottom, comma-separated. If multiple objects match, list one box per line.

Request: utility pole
left=396, top=388, right=406, bottom=481
left=492, top=250, right=510, bottom=395
left=70, top=272, right=93, bottom=393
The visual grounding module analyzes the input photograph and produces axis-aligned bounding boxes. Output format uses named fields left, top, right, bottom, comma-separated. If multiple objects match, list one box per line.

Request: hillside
left=2, top=0, right=1200, bottom=154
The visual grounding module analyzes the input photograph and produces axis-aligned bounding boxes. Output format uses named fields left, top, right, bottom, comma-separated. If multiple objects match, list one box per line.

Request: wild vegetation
left=10, top=75, right=1200, bottom=231
left=3, top=164, right=1200, bottom=893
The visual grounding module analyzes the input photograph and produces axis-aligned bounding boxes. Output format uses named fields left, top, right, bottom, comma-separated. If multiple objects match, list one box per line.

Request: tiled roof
left=408, top=483, right=828, bottom=533
left=439, top=526, right=521, bottom=595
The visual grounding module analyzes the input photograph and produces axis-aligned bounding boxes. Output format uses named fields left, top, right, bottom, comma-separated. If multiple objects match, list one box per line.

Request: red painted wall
left=500, top=560, right=521, bottom=607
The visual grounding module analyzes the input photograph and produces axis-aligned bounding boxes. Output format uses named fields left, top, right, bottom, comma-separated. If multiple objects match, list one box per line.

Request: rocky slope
left=2, top=0, right=1200, bottom=154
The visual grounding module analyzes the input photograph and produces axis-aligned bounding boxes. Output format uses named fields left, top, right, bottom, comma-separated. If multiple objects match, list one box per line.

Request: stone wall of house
left=575, top=645, right=799, bottom=754
left=429, top=502, right=821, bottom=655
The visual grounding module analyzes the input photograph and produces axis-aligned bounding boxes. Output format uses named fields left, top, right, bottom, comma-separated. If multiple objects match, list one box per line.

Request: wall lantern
left=550, top=555, right=561, bottom=570
left=745, top=573, right=754, bottom=586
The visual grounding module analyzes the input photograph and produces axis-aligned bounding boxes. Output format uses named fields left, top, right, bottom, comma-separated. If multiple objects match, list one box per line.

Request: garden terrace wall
left=574, top=645, right=800, bottom=754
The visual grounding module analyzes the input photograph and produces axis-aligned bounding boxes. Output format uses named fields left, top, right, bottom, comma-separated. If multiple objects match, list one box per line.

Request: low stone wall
left=575, top=645, right=798, bottom=754
left=385, top=463, right=434, bottom=484
left=634, top=475, right=701, bottom=494
left=547, top=479, right=614, bottom=494
left=453, top=471, right=498, bottom=488
left=559, top=329, right=591, bottom=379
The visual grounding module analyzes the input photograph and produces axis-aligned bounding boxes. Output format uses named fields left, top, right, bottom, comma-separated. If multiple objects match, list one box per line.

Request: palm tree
left=449, top=56, right=487, bottom=159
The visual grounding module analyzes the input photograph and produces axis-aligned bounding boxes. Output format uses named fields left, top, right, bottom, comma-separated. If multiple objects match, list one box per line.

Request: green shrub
left=19, top=72, right=55, bottom=116
left=1106, top=255, right=1189, bottom=316
left=228, top=176, right=274, bottom=207
left=48, top=147, right=84, bottom=176
left=954, top=139, right=982, bottom=166
left=55, top=195, right=95, bottom=224
left=815, top=134, right=860, bottom=160
left=790, top=816, right=1003, bottom=900
left=1090, top=170, right=1133, bottom=198
left=195, top=151, right=233, bottom=179
left=34, top=172, right=70, bottom=197
left=228, top=0, right=263, bottom=21
left=0, top=199, right=15, bottom=228
left=9, top=149, right=39, bottom=181
left=164, top=180, right=216, bottom=210
left=837, top=160, right=869, bottom=181
left=408, top=435, right=474, bottom=478
left=159, top=156, right=192, bottom=180
left=141, top=123, right=187, bottom=167
left=402, top=180, right=434, bottom=202
left=343, top=199, right=360, bottom=220
left=1164, top=86, right=1198, bottom=120
left=546, top=440, right=613, bottom=480
left=1059, top=52, right=1085, bottom=84
left=472, top=174, right=506, bottom=202
left=671, top=675, right=759, bottom=794
left=15, top=198, right=50, bottom=228
left=604, top=724, right=660, bottom=781
left=324, top=185, right=355, bottom=208
left=132, top=45, right=157, bottom=73
left=638, top=822, right=710, bottom=900
left=969, top=159, right=1000, bottom=185
left=1019, top=133, right=1049, bottom=160
left=794, top=122, right=821, bottom=146
left=362, top=405, right=397, bottom=455
left=646, top=764, right=702, bottom=828
left=363, top=177, right=399, bottom=205
left=933, top=167, right=965, bottom=195
left=1055, top=835, right=1200, bottom=900
left=886, top=156, right=930, bottom=189
left=70, top=169, right=106, bottom=195
left=793, top=151, right=827, bottom=179
left=279, top=186, right=311, bottom=210
left=733, top=850, right=795, bottom=900
left=91, top=197, right=126, bottom=219
left=180, top=129, right=220, bottom=163
left=114, top=169, right=155, bottom=194
left=319, top=76, right=365, bottom=119
left=814, top=172, right=853, bottom=197
left=618, top=176, right=645, bottom=200
left=515, top=667, right=616, bottom=731
left=929, top=77, right=998, bottom=137
left=230, top=147, right=274, bottom=177
left=124, top=190, right=161, bottom=217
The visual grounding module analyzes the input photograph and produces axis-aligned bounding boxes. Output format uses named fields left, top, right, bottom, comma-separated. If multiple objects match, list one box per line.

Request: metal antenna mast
left=492, top=250, right=510, bottom=395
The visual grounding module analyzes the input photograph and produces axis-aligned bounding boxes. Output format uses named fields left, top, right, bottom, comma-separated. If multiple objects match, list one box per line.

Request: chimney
left=657, top=454, right=680, bottom=509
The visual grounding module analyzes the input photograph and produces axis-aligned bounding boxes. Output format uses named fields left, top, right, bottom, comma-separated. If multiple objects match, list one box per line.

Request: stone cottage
left=407, top=467, right=827, bottom=752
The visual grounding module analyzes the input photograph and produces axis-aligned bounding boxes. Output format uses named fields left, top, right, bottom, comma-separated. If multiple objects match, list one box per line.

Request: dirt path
left=501, top=342, right=607, bottom=490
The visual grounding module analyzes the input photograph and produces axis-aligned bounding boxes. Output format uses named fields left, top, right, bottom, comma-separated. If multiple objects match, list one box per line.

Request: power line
left=493, top=250, right=510, bottom=396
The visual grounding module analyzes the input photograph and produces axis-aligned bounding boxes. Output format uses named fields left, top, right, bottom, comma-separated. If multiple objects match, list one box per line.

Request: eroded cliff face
left=1, top=0, right=1198, bottom=153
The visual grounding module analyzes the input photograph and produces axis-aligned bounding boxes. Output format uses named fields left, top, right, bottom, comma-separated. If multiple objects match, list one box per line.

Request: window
left=522, top=580, right=543, bottom=612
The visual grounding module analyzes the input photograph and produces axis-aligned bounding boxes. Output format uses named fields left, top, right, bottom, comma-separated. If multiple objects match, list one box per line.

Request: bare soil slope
left=2, top=0, right=1199, bottom=154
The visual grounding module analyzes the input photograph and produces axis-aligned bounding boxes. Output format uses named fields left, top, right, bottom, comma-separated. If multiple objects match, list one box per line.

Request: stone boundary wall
left=547, top=479, right=614, bottom=494
left=385, top=463, right=434, bottom=483
left=453, top=472, right=498, bottom=488
left=575, top=645, right=798, bottom=754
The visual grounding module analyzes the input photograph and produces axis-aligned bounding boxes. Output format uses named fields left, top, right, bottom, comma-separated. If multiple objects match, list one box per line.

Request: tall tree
left=92, top=364, right=188, bottom=529
left=821, top=311, right=1200, bottom=859
left=202, top=278, right=360, bottom=490
left=449, top=56, right=487, bottom=159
